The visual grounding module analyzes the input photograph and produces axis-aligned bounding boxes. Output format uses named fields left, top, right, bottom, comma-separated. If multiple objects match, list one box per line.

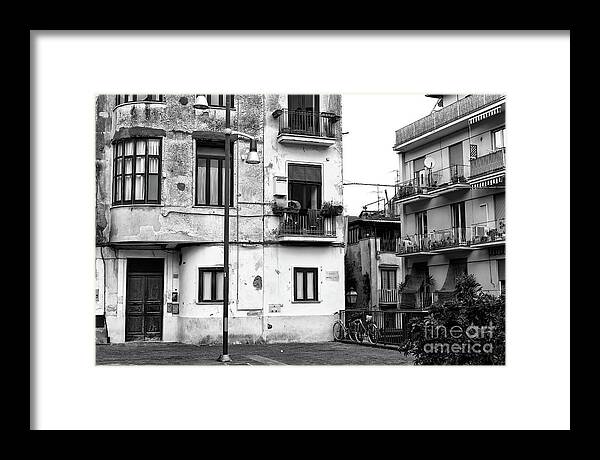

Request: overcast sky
left=342, top=94, right=435, bottom=216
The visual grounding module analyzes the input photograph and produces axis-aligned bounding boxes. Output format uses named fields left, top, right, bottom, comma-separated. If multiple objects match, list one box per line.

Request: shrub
left=401, top=274, right=505, bottom=365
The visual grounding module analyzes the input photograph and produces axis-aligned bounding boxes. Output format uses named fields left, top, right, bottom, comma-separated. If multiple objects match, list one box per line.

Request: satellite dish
left=424, top=157, right=435, bottom=169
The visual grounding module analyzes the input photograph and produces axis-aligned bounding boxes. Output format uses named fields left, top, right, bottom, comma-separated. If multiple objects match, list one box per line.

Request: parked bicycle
left=333, top=311, right=380, bottom=344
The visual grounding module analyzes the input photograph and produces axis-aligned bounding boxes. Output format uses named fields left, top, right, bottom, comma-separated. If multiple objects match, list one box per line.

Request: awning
left=471, top=176, right=505, bottom=188
left=468, top=105, right=504, bottom=125
left=438, top=260, right=467, bottom=293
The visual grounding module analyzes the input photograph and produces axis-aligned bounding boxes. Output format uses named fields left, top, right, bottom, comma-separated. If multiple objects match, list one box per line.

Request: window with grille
left=113, top=138, right=161, bottom=205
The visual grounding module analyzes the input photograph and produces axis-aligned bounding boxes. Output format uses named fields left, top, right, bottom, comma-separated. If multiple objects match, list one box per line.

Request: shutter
left=497, top=259, right=505, bottom=281
left=449, top=142, right=463, bottom=165
left=414, top=157, right=425, bottom=171
left=494, top=193, right=506, bottom=220
left=288, top=164, right=322, bottom=183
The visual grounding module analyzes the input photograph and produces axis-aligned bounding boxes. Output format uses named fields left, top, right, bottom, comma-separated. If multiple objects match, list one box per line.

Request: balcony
left=377, top=289, right=437, bottom=309
left=276, top=209, right=337, bottom=242
left=273, top=109, right=340, bottom=147
left=469, top=218, right=506, bottom=248
left=394, top=94, right=504, bottom=148
left=397, top=219, right=506, bottom=256
left=394, top=164, right=471, bottom=204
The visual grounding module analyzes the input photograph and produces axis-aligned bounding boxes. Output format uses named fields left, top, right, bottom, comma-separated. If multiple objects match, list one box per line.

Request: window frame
left=194, top=140, right=235, bottom=207
left=204, top=94, right=235, bottom=109
left=492, top=126, right=506, bottom=150
left=112, top=137, right=162, bottom=205
left=293, top=267, right=319, bottom=302
left=287, top=163, right=323, bottom=210
left=115, top=95, right=164, bottom=106
left=197, top=267, right=225, bottom=303
left=381, top=268, right=397, bottom=290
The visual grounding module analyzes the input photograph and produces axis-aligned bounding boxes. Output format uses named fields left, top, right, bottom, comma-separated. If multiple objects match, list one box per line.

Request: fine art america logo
left=423, top=322, right=497, bottom=354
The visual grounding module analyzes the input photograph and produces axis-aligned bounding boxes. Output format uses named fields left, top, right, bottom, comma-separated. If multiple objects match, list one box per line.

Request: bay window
left=113, top=138, right=161, bottom=205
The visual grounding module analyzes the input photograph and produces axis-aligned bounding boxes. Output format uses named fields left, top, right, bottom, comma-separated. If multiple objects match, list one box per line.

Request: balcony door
left=288, top=95, right=320, bottom=135
left=451, top=202, right=467, bottom=243
left=449, top=142, right=464, bottom=181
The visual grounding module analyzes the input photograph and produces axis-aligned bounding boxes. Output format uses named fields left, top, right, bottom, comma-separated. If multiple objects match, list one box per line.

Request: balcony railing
left=395, top=164, right=470, bottom=201
left=274, top=108, right=340, bottom=138
left=470, top=147, right=506, bottom=177
left=470, top=218, right=506, bottom=245
left=398, top=219, right=506, bottom=254
left=277, top=209, right=336, bottom=237
left=378, top=289, right=399, bottom=304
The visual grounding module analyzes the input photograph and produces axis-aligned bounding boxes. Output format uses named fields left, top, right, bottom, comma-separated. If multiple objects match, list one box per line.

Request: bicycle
left=333, top=311, right=380, bottom=344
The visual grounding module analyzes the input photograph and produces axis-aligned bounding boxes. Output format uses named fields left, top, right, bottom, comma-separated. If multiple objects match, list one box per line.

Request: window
left=498, top=259, right=505, bottom=295
left=288, top=163, right=322, bottom=210
left=195, top=141, right=234, bottom=207
left=204, top=95, right=235, bottom=108
left=115, top=94, right=164, bottom=105
left=293, top=267, right=318, bottom=302
left=113, top=138, right=161, bottom=205
left=381, top=269, right=397, bottom=290
left=198, top=268, right=225, bottom=302
left=348, top=227, right=359, bottom=244
left=492, top=127, right=505, bottom=150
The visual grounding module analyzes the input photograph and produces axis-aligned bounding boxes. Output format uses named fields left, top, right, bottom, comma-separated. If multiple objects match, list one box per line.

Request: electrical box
left=274, top=176, right=287, bottom=197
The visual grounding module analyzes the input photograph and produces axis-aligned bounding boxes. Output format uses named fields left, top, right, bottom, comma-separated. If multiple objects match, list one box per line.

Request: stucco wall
left=95, top=94, right=345, bottom=344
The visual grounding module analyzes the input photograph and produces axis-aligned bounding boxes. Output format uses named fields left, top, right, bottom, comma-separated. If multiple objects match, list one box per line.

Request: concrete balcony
left=397, top=220, right=506, bottom=256
left=394, top=94, right=504, bottom=149
left=393, top=164, right=471, bottom=204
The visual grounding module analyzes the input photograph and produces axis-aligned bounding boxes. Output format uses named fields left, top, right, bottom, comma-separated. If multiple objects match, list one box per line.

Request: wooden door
left=126, top=263, right=164, bottom=341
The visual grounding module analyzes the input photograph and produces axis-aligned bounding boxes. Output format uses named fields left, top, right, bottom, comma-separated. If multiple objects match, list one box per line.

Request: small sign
left=167, top=303, right=173, bottom=313
left=269, top=304, right=282, bottom=313
left=172, top=303, right=179, bottom=315
left=325, top=271, right=339, bottom=281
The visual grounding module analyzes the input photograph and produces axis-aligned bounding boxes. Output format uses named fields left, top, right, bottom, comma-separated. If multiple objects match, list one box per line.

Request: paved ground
left=96, top=341, right=414, bottom=365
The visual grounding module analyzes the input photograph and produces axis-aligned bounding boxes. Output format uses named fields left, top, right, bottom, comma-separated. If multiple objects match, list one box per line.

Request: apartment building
left=95, top=94, right=344, bottom=344
left=391, top=94, right=506, bottom=308
left=345, top=208, right=402, bottom=311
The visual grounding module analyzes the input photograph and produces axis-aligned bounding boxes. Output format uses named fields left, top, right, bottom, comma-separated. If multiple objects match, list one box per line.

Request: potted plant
left=320, top=201, right=344, bottom=217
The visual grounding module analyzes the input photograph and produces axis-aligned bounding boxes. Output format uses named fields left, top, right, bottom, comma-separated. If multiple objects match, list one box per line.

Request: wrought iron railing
left=378, top=289, right=399, bottom=304
left=470, top=147, right=506, bottom=177
left=274, top=108, right=339, bottom=138
left=398, top=219, right=506, bottom=254
left=277, top=209, right=336, bottom=237
left=470, top=218, right=506, bottom=245
left=336, top=309, right=430, bottom=346
left=395, top=164, right=470, bottom=200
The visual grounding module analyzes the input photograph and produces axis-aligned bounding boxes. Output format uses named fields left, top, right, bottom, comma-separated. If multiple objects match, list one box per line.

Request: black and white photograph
left=94, top=93, right=506, bottom=366
left=31, top=30, right=570, bottom=430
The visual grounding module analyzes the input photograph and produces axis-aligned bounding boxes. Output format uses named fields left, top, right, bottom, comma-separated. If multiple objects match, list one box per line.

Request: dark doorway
left=287, top=95, right=320, bottom=135
left=126, top=258, right=164, bottom=342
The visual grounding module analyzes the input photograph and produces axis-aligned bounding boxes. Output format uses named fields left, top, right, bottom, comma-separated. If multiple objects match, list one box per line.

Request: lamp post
left=346, top=288, right=358, bottom=308
left=195, top=94, right=260, bottom=363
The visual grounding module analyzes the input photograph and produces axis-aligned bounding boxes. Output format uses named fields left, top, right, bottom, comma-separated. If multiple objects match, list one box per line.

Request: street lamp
left=215, top=94, right=260, bottom=363
left=346, top=288, right=358, bottom=308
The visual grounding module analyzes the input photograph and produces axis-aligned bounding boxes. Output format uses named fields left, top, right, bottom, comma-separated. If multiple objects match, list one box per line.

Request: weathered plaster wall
left=96, top=94, right=346, bottom=344
left=98, top=95, right=266, bottom=245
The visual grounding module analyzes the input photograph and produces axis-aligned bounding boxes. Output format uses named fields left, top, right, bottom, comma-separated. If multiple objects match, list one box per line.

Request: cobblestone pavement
left=96, top=341, right=414, bottom=365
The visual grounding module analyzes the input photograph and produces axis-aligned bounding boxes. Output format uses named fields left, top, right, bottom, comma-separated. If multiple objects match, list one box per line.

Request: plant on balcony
left=320, top=201, right=344, bottom=217
left=271, top=200, right=301, bottom=216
